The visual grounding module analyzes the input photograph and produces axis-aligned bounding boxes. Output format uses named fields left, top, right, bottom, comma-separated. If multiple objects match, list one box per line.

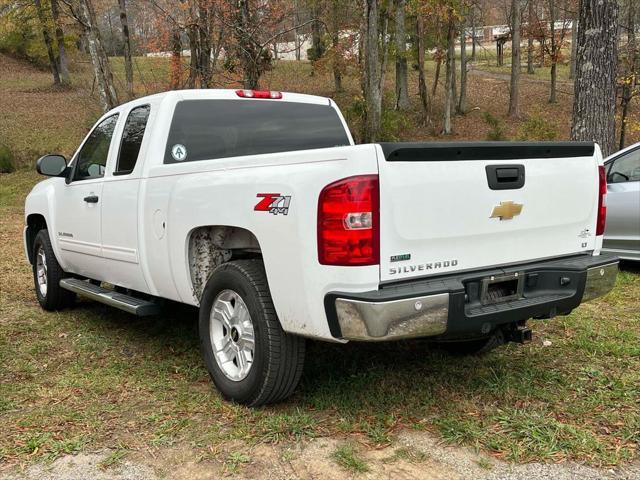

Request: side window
left=115, top=105, right=151, bottom=175
left=73, top=114, right=119, bottom=181
left=608, top=149, right=640, bottom=183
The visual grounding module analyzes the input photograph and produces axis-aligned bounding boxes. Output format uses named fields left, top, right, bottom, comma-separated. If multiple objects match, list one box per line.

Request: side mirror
left=36, top=154, right=67, bottom=177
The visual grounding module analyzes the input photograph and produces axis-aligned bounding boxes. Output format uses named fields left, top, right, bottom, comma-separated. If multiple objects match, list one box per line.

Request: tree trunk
left=235, top=0, right=261, bottom=89
left=117, top=0, right=134, bottom=98
left=170, top=27, right=182, bottom=90
left=34, top=0, right=61, bottom=85
left=294, top=0, right=301, bottom=61
left=50, top=0, right=70, bottom=85
left=548, top=0, right=557, bottom=103
left=379, top=12, right=390, bottom=94
left=432, top=52, right=442, bottom=96
left=452, top=43, right=457, bottom=110
left=570, top=0, right=619, bottom=157
left=443, top=15, right=455, bottom=134
left=527, top=0, right=535, bottom=73
left=619, top=0, right=637, bottom=149
left=197, top=2, right=213, bottom=88
left=508, top=0, right=521, bottom=117
left=549, top=61, right=557, bottom=102
left=457, top=25, right=467, bottom=114
left=394, top=0, right=410, bottom=110
left=187, top=25, right=198, bottom=88
left=471, top=7, right=477, bottom=61
left=78, top=0, right=118, bottom=110
left=310, top=7, right=322, bottom=75
left=364, top=0, right=382, bottom=142
left=569, top=12, right=578, bottom=79
left=331, top=0, right=343, bottom=92
left=417, top=16, right=430, bottom=124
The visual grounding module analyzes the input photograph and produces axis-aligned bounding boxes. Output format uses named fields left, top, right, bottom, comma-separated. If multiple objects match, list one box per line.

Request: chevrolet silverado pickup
left=25, top=89, right=618, bottom=406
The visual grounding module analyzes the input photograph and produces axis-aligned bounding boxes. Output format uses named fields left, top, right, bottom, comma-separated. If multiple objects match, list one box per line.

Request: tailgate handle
left=486, top=164, right=525, bottom=190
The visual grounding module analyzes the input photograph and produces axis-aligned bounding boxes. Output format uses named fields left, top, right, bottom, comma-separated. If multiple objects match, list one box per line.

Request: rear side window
left=116, top=105, right=151, bottom=174
left=164, top=100, right=350, bottom=164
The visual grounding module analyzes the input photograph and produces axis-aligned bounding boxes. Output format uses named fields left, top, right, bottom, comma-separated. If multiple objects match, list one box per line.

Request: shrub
left=0, top=144, right=16, bottom=173
left=517, top=116, right=559, bottom=141
left=380, top=108, right=410, bottom=142
left=483, top=112, right=507, bottom=141
left=344, top=98, right=410, bottom=142
left=344, top=95, right=366, bottom=142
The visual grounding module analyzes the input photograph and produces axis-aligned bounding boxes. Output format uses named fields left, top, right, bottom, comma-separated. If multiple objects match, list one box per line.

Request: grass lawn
left=0, top=52, right=639, bottom=472
left=1, top=170, right=639, bottom=470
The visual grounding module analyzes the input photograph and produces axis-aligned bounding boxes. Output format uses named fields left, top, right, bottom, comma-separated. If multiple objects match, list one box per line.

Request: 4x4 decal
left=255, top=193, right=291, bottom=215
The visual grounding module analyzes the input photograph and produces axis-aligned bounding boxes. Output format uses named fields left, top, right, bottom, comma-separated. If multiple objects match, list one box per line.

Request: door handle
left=83, top=195, right=99, bottom=203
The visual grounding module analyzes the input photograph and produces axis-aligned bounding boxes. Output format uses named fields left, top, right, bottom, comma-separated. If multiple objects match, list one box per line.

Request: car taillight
left=596, top=165, right=607, bottom=236
left=235, top=89, right=282, bottom=99
left=318, top=175, right=379, bottom=266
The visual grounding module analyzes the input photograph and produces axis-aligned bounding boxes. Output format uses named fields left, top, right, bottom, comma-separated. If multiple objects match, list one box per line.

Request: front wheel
left=198, top=260, right=306, bottom=406
left=32, top=229, right=76, bottom=311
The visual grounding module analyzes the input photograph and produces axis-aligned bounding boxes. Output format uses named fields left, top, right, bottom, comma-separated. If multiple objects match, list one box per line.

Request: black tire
left=438, top=330, right=505, bottom=356
left=32, top=229, right=76, bottom=311
left=198, top=260, right=306, bottom=406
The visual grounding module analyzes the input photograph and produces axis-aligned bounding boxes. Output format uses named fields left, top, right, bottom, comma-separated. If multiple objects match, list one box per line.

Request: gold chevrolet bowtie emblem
left=490, top=201, right=523, bottom=220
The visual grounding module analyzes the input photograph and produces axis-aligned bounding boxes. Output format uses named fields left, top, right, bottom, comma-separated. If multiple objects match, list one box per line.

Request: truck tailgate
left=377, top=142, right=600, bottom=282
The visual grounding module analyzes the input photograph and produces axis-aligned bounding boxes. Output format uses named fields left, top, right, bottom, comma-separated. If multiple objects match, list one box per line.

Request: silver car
left=603, top=143, right=640, bottom=261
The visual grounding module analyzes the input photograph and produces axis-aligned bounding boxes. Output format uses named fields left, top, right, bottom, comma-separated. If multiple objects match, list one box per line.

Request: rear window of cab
left=164, top=99, right=351, bottom=164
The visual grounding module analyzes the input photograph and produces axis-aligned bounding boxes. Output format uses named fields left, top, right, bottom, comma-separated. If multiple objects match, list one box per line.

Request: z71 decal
left=255, top=193, right=291, bottom=215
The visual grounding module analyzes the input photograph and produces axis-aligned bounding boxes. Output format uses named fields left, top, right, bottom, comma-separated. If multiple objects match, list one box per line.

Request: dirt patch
left=4, top=431, right=639, bottom=480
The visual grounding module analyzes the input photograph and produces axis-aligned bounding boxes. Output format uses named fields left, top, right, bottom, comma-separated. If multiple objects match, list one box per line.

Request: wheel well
left=26, top=214, right=47, bottom=264
left=188, top=226, right=262, bottom=300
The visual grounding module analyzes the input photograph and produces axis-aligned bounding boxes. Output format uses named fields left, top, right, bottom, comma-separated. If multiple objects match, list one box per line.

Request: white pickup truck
left=25, top=89, right=618, bottom=406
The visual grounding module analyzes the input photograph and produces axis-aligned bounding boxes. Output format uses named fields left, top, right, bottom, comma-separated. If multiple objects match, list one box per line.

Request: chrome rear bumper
left=582, top=262, right=618, bottom=302
left=335, top=293, right=449, bottom=341
left=328, top=254, right=618, bottom=342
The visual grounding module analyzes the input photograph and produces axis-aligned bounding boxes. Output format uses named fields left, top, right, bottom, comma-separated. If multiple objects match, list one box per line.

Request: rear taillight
left=596, top=165, right=607, bottom=236
left=235, top=89, right=282, bottom=99
left=318, top=175, right=379, bottom=266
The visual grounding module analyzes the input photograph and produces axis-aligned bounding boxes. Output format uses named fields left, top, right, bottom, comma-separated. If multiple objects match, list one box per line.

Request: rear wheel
left=198, top=260, right=306, bottom=406
left=32, top=229, right=76, bottom=311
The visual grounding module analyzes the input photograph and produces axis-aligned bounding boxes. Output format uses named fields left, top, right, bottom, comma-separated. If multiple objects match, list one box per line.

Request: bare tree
left=169, top=26, right=182, bottom=89
left=330, top=0, right=343, bottom=92
left=570, top=0, right=619, bottom=157
left=470, top=3, right=477, bottom=61
left=569, top=8, right=577, bottom=79
left=545, top=0, right=571, bottom=103
left=416, top=15, right=430, bottom=123
left=394, top=0, right=410, bottom=110
left=34, top=0, right=61, bottom=85
left=548, top=0, right=558, bottom=102
left=508, top=0, right=521, bottom=116
left=527, top=0, right=535, bottom=73
left=619, top=0, right=638, bottom=149
left=457, top=20, right=468, bottom=114
left=443, top=12, right=455, bottom=134
left=363, top=0, right=382, bottom=141
left=117, top=0, right=134, bottom=98
left=432, top=47, right=444, bottom=96
left=50, top=0, right=70, bottom=85
left=69, top=0, right=118, bottom=110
